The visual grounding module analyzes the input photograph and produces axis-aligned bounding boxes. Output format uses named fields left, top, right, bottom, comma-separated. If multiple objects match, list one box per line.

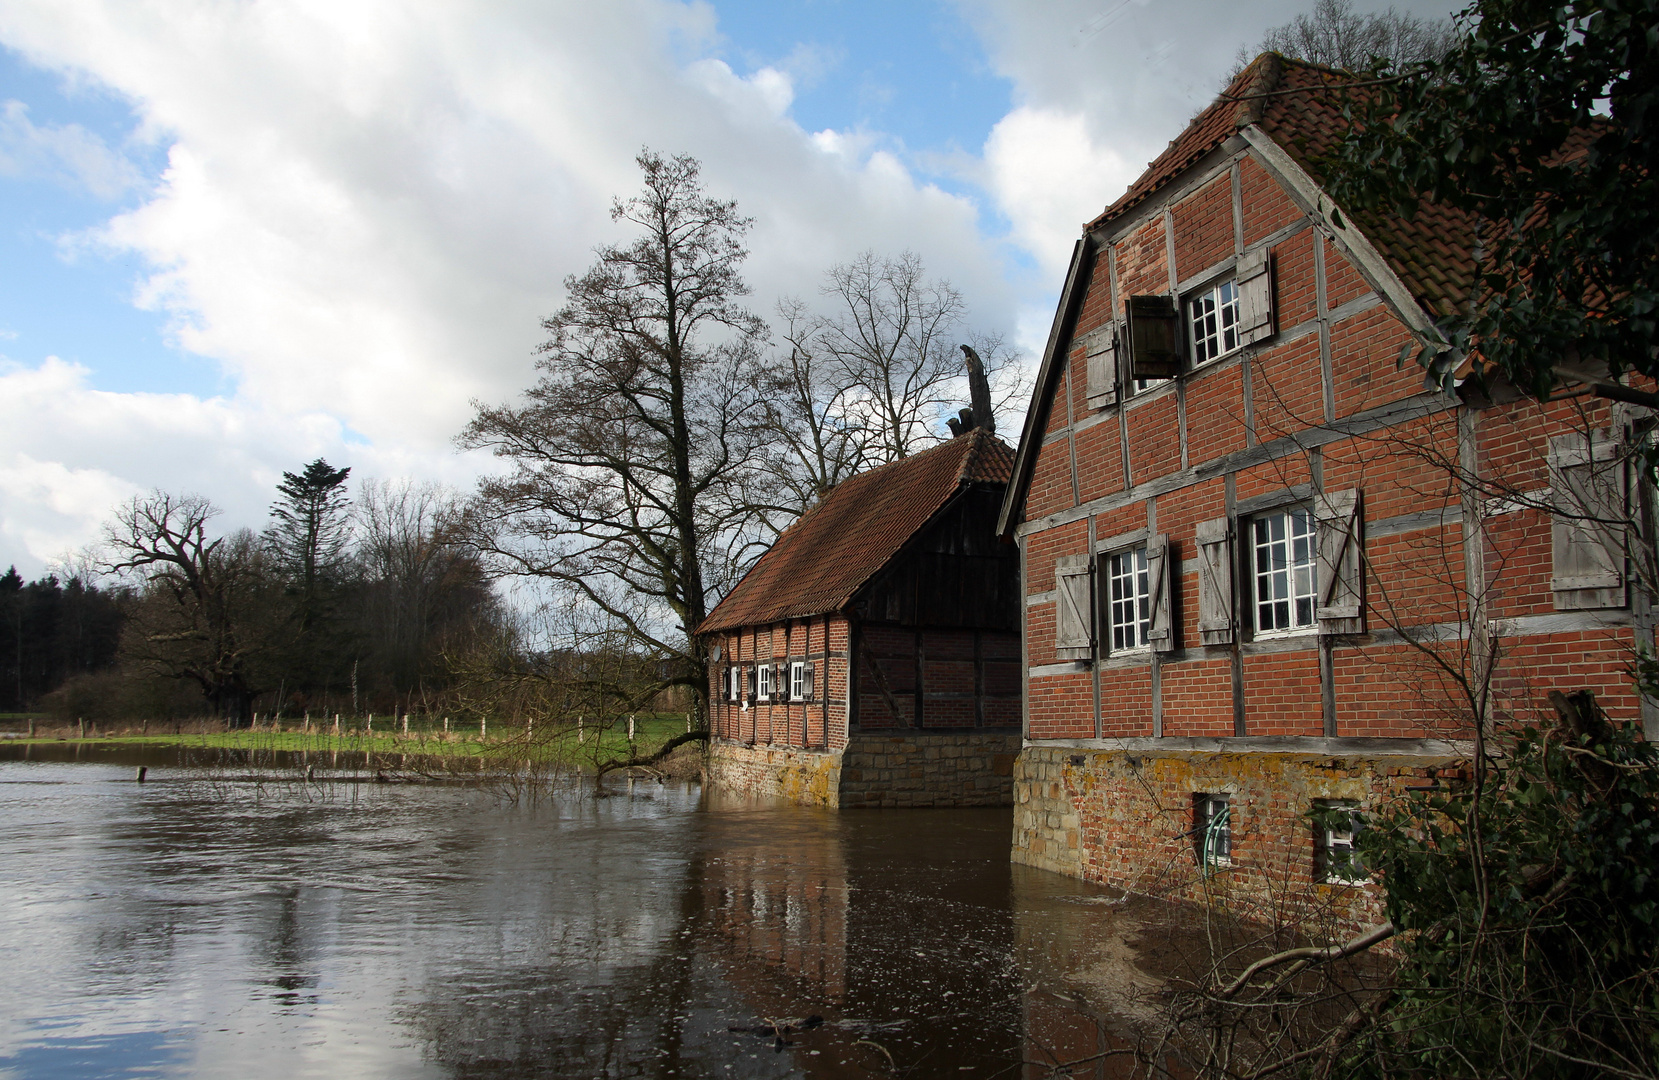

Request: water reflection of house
left=699, top=428, right=1022, bottom=807
left=997, top=54, right=1649, bottom=933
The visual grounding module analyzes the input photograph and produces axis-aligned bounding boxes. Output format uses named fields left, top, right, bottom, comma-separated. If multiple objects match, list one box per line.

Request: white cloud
left=983, top=105, right=1138, bottom=284
left=0, top=0, right=1030, bottom=573
left=0, top=98, right=141, bottom=198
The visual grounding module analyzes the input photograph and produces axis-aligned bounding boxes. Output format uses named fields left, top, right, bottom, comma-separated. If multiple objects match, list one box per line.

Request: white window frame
left=1195, top=793, right=1232, bottom=868
left=1316, top=800, right=1366, bottom=884
left=1187, top=277, right=1241, bottom=366
left=1250, top=506, right=1318, bottom=637
left=725, top=665, right=740, bottom=703
left=1105, top=546, right=1152, bottom=652
left=789, top=660, right=808, bottom=702
left=756, top=663, right=773, bottom=703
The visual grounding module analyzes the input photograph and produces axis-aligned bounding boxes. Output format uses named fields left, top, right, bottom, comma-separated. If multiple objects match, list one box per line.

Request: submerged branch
left=593, top=729, right=708, bottom=778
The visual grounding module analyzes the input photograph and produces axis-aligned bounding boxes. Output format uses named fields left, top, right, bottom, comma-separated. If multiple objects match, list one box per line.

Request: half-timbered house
left=700, top=426, right=1023, bottom=807
left=998, top=54, right=1653, bottom=930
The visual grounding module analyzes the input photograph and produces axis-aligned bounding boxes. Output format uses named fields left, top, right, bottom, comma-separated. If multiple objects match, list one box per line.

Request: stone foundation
left=1012, top=738, right=1469, bottom=937
left=708, top=731, right=1021, bottom=808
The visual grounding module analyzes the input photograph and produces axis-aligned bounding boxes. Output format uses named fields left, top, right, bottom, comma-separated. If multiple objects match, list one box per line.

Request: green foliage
left=1342, top=696, right=1659, bottom=1077
left=1327, top=0, right=1659, bottom=399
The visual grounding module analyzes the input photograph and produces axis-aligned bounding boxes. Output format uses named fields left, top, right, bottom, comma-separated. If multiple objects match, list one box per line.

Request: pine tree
left=264, top=459, right=352, bottom=628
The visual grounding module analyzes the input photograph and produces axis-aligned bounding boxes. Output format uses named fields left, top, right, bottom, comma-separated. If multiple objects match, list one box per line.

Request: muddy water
left=0, top=745, right=1181, bottom=1079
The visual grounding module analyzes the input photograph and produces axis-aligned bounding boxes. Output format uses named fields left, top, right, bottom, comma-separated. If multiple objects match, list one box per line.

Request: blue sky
left=0, top=0, right=1458, bottom=576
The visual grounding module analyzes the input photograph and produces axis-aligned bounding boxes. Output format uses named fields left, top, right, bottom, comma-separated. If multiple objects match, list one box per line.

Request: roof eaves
left=997, top=237, right=1095, bottom=538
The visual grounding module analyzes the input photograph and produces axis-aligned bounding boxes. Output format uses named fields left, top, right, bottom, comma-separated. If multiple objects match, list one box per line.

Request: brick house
left=997, top=54, right=1653, bottom=930
left=700, top=427, right=1023, bottom=807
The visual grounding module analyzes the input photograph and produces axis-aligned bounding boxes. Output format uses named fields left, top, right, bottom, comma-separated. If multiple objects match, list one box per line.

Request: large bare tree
left=757, top=252, right=1026, bottom=522
left=102, top=493, right=281, bottom=723
left=459, top=151, right=770, bottom=716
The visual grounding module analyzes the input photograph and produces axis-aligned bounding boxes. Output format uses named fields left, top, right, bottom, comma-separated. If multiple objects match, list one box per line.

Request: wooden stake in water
left=135, top=766, right=147, bottom=783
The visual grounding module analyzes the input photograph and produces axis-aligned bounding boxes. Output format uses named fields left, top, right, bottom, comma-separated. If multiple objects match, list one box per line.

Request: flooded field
left=0, top=744, right=1191, bottom=1079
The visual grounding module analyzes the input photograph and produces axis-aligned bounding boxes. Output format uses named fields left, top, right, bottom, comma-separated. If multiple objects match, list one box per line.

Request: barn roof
left=700, top=429, right=1014, bottom=633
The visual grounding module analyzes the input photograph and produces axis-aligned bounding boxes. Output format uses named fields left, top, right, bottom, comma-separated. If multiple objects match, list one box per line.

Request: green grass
left=10, top=716, right=696, bottom=768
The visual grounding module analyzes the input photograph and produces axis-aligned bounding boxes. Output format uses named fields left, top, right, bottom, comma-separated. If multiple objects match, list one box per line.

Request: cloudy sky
left=0, top=0, right=1458, bottom=577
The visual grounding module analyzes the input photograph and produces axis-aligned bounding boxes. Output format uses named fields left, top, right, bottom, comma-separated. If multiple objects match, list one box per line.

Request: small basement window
left=1188, top=278, right=1241, bottom=365
left=1252, top=506, right=1317, bottom=635
left=1195, top=793, right=1232, bottom=868
left=1315, top=801, right=1366, bottom=884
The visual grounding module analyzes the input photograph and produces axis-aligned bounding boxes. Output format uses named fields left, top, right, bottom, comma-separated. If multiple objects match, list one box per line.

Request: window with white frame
left=725, top=665, right=740, bottom=703
left=1106, top=547, right=1152, bottom=651
left=756, top=663, right=773, bottom=702
left=790, top=660, right=811, bottom=702
left=1252, top=507, right=1318, bottom=634
left=1188, top=278, right=1241, bottom=365
left=1315, top=800, right=1365, bottom=884
left=1195, top=793, right=1232, bottom=868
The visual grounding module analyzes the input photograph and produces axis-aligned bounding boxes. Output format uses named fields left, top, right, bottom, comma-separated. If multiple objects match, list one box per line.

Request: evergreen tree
left=264, top=458, right=352, bottom=627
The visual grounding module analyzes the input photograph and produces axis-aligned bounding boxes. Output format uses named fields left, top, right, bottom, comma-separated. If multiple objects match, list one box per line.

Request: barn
left=699, top=425, right=1023, bottom=807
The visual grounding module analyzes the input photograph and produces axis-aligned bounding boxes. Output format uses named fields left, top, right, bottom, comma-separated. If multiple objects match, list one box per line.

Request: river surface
left=0, top=744, right=1182, bottom=1079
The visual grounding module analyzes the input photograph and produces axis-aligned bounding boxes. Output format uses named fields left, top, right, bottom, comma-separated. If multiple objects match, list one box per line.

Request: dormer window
left=1188, top=278, right=1241, bottom=364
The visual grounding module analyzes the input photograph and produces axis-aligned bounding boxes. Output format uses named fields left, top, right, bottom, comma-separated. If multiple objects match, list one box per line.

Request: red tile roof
left=699, top=429, right=1014, bottom=633
left=1089, top=52, right=1479, bottom=318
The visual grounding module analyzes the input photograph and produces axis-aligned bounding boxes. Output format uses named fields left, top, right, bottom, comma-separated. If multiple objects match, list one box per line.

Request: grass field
left=3, top=715, right=697, bottom=770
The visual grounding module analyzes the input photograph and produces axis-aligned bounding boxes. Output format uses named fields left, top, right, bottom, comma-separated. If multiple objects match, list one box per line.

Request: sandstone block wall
left=706, top=741, right=843, bottom=807
left=838, top=732, right=1021, bottom=807
left=708, top=732, right=1022, bottom=808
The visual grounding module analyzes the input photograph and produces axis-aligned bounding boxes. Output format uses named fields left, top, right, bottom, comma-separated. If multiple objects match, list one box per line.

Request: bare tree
left=816, top=250, right=969, bottom=460
left=459, top=151, right=770, bottom=717
left=753, top=297, right=876, bottom=520
left=355, top=478, right=498, bottom=703
left=756, top=252, right=1028, bottom=522
left=102, top=493, right=281, bottom=723
left=1231, top=0, right=1457, bottom=80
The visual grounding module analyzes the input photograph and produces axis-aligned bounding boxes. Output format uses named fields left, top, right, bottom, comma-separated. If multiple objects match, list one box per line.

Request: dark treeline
left=0, top=568, right=127, bottom=712
left=20, top=467, right=506, bottom=725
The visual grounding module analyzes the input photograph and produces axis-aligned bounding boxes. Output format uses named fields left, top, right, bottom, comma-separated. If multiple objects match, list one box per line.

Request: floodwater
left=0, top=744, right=1181, bottom=1079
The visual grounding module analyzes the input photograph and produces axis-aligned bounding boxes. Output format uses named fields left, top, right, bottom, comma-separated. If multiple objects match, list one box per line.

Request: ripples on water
left=0, top=744, right=1174, bottom=1079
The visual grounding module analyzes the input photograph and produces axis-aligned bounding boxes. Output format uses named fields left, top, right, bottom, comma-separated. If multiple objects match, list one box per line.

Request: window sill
left=1251, top=627, right=1318, bottom=642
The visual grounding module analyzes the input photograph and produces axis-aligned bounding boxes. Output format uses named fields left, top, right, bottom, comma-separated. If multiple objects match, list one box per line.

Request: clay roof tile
left=699, top=429, right=1014, bottom=633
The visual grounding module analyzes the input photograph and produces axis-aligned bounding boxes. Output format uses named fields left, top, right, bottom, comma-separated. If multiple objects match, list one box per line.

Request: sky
left=0, top=0, right=1460, bottom=578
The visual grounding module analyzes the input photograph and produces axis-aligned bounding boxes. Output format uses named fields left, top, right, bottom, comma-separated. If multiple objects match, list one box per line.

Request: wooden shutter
left=1315, top=489, right=1364, bottom=634
left=804, top=661, right=815, bottom=701
left=1147, top=534, right=1175, bottom=652
left=1054, top=554, right=1094, bottom=660
left=1549, top=433, right=1626, bottom=610
left=1236, top=247, right=1276, bottom=346
left=1082, top=324, right=1120, bottom=409
left=1127, top=295, right=1182, bottom=379
left=1196, top=516, right=1235, bottom=645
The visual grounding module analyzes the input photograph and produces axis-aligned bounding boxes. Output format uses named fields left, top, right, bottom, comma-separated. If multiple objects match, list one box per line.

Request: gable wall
left=1010, top=141, right=1646, bottom=907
